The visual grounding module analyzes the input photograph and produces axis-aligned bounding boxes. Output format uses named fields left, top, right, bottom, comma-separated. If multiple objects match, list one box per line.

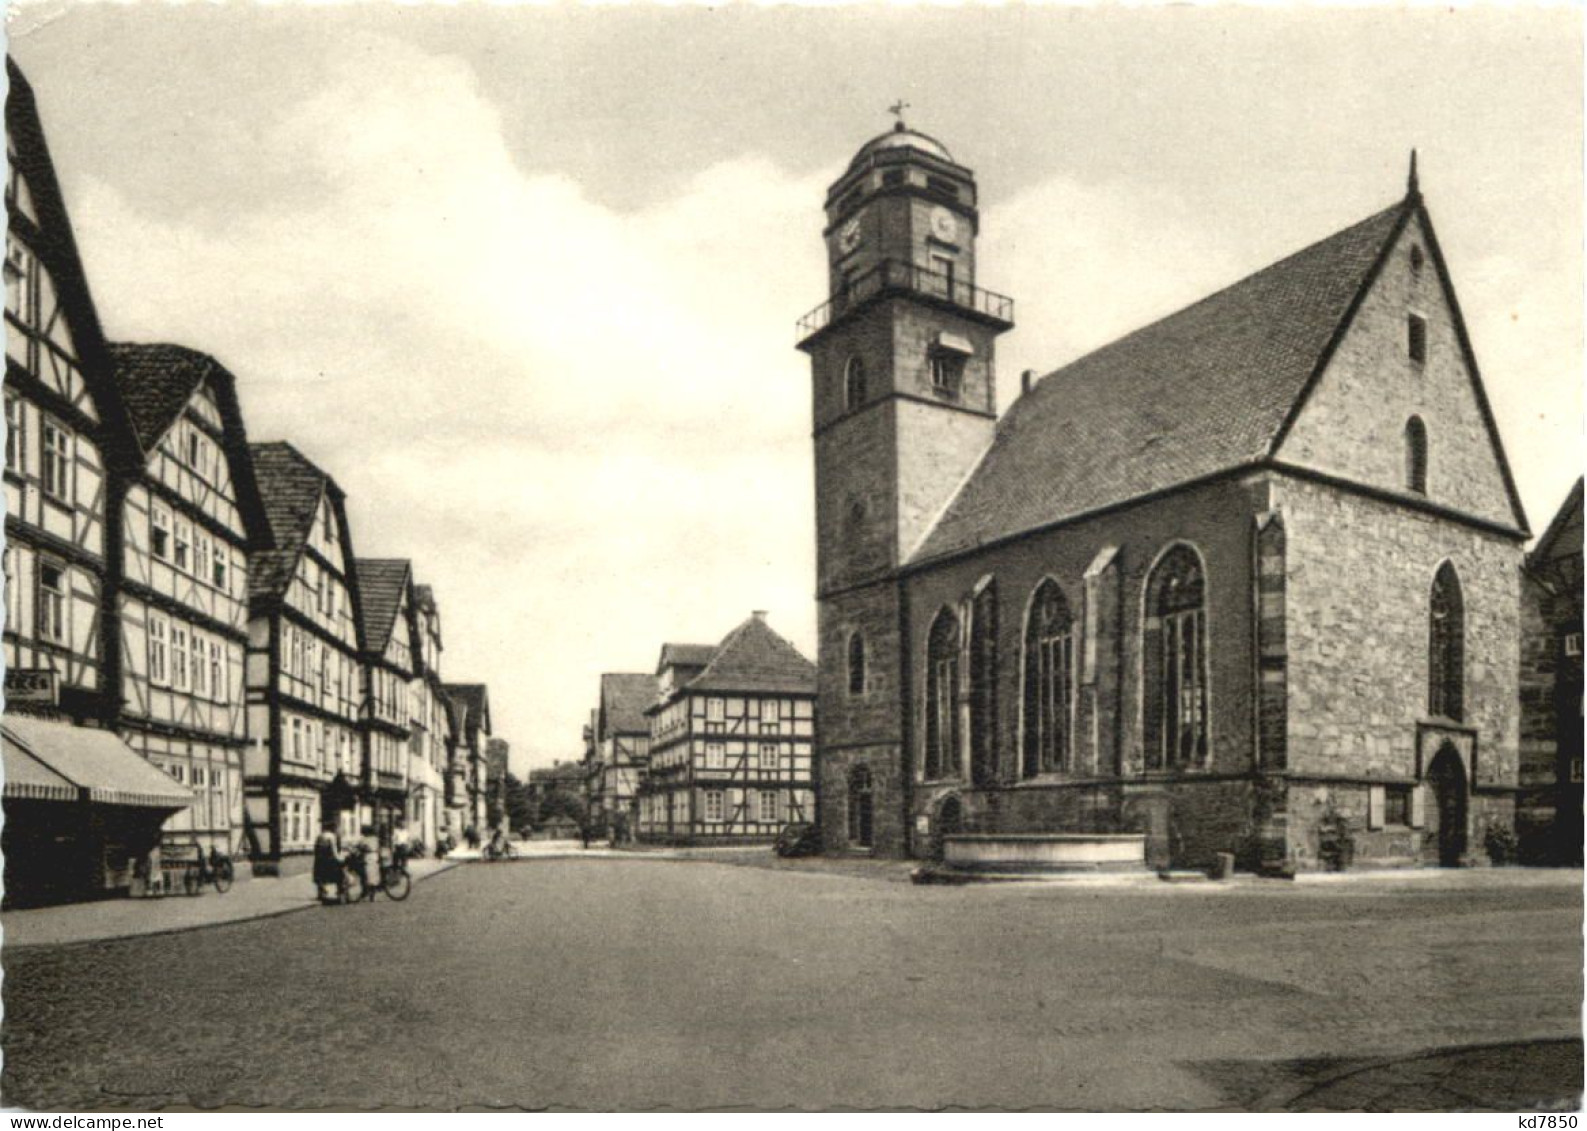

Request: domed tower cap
left=847, top=121, right=955, bottom=170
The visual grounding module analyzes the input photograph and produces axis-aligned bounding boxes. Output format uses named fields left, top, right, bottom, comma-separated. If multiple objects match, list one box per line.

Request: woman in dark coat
left=313, top=821, right=342, bottom=902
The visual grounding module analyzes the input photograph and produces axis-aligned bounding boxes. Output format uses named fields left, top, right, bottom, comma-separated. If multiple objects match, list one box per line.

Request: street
left=2, top=859, right=1581, bottom=1111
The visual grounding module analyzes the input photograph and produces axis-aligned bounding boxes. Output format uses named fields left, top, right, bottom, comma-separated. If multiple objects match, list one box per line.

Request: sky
left=6, top=4, right=1581, bottom=775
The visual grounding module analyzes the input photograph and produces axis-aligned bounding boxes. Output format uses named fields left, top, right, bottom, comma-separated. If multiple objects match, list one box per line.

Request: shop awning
left=1, top=715, right=192, bottom=810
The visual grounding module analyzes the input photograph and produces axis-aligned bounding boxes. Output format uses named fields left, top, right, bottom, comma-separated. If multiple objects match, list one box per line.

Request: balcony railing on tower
left=797, top=258, right=1015, bottom=343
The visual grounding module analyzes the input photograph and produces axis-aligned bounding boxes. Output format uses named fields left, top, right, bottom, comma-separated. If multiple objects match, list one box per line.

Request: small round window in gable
left=1410, top=244, right=1425, bottom=273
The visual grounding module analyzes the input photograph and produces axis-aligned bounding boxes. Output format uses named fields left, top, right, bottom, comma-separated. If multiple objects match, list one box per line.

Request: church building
left=799, top=122, right=1528, bottom=870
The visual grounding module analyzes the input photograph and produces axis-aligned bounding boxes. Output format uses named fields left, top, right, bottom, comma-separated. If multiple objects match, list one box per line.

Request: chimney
left=1021, top=369, right=1034, bottom=395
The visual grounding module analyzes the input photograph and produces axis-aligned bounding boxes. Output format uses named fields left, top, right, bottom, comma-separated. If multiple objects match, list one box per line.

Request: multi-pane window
left=1428, top=562, right=1465, bottom=722
left=5, top=393, right=22, bottom=474
left=759, top=743, right=779, bottom=771
left=148, top=613, right=169, bottom=683
left=1145, top=545, right=1208, bottom=770
left=3, top=546, right=18, bottom=634
left=212, top=544, right=227, bottom=591
left=704, top=790, right=725, bottom=822
left=291, top=717, right=303, bottom=761
left=174, top=518, right=192, bottom=573
left=40, top=418, right=69, bottom=501
left=930, top=354, right=962, bottom=399
left=151, top=505, right=172, bottom=560
left=1023, top=579, right=1075, bottom=776
left=760, top=701, right=780, bottom=734
left=194, top=531, right=211, bottom=585
left=705, top=742, right=725, bottom=769
left=210, top=640, right=225, bottom=704
left=171, top=625, right=190, bottom=691
left=705, top=697, right=725, bottom=734
left=758, top=790, right=778, bottom=823
left=192, top=631, right=210, bottom=697
left=37, top=560, right=65, bottom=643
left=925, top=608, right=961, bottom=780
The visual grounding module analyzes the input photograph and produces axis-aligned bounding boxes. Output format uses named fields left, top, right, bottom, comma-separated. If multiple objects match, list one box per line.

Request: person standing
left=313, top=821, right=341, bottom=903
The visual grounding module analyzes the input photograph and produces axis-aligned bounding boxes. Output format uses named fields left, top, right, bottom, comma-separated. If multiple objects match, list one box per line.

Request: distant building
left=442, top=683, right=492, bottom=834
left=244, top=442, right=362, bottom=864
left=354, top=559, right=416, bottom=841
left=1518, top=480, right=1583, bottom=864
left=638, top=612, right=817, bottom=844
left=406, top=581, right=448, bottom=850
left=585, top=673, right=653, bottom=831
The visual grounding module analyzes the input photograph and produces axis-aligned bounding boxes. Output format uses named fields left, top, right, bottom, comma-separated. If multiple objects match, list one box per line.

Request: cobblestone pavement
left=2, top=860, right=1580, bottom=1111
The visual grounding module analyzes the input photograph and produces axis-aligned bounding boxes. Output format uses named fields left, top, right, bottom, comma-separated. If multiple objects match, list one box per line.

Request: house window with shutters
left=1428, top=561, right=1465, bottom=722
left=1144, top=544, right=1208, bottom=770
left=705, top=742, right=725, bottom=769
left=758, top=790, right=778, bottom=823
left=193, top=631, right=210, bottom=698
left=925, top=607, right=961, bottom=781
left=148, top=613, right=169, bottom=684
left=37, top=559, right=66, bottom=643
left=174, top=518, right=192, bottom=573
left=212, top=544, right=227, bottom=591
left=704, top=790, right=725, bottom=822
left=171, top=624, right=190, bottom=691
left=210, top=640, right=225, bottom=704
left=5, top=392, right=22, bottom=475
left=1023, top=579, right=1075, bottom=776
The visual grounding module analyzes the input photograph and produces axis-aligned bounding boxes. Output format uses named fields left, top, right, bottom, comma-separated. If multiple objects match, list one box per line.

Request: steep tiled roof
left=105, top=343, right=213, bottom=451
left=246, top=441, right=332, bottom=602
left=686, top=615, right=816, bottom=696
left=656, top=643, right=716, bottom=675
left=354, top=559, right=411, bottom=654
left=912, top=199, right=1413, bottom=563
left=443, top=683, right=490, bottom=739
left=1529, top=478, right=1584, bottom=571
left=599, top=673, right=655, bottom=736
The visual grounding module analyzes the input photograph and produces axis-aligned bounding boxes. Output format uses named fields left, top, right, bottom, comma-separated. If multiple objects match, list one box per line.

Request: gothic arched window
left=1144, top=545, right=1208, bottom=771
left=1429, top=561, right=1465, bottom=721
left=1023, top=579, right=1074, bottom=777
left=968, top=580, right=998, bottom=787
left=925, top=608, right=960, bottom=781
left=847, top=631, right=866, bottom=698
left=1405, top=416, right=1428, bottom=495
left=844, top=355, right=867, bottom=411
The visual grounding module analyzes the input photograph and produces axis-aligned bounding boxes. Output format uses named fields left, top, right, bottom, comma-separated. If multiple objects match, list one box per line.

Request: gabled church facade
left=800, top=124, right=1528, bottom=870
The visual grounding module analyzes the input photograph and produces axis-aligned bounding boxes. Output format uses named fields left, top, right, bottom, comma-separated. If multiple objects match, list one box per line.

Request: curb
left=3, top=860, right=463, bottom=952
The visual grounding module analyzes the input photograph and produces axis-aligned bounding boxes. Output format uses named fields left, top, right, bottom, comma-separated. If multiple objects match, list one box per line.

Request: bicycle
left=181, top=846, right=235, bottom=895
left=482, top=838, right=518, bottom=862
left=338, top=845, right=411, bottom=902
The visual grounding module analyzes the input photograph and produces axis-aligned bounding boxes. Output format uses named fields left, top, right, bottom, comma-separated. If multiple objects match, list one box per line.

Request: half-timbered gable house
left=108, top=343, right=266, bottom=859
left=586, top=672, right=652, bottom=833
left=243, top=441, right=363, bottom=863
left=406, top=580, right=447, bottom=850
left=2, top=61, right=194, bottom=905
left=442, top=682, right=492, bottom=834
left=638, top=613, right=817, bottom=844
left=354, top=558, right=416, bottom=840
left=801, top=125, right=1528, bottom=869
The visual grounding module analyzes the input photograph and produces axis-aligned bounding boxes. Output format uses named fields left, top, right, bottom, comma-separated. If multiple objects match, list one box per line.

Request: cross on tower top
left=888, top=99, right=911, bottom=130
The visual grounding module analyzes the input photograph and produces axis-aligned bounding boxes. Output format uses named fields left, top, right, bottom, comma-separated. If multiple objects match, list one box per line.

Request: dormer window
left=1408, top=314, right=1427, bottom=364
left=844, top=356, right=867, bottom=411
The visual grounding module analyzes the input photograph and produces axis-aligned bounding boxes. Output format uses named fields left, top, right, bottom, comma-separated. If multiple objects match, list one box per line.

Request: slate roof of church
left=600, top=673, right=655, bottom=736
left=911, top=193, right=1508, bottom=563
left=354, top=559, right=411, bottom=654
left=684, top=616, right=816, bottom=697
left=246, top=441, right=339, bottom=603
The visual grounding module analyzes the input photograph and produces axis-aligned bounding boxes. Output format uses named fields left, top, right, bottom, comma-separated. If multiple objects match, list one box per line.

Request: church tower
left=797, top=117, right=1014, bottom=855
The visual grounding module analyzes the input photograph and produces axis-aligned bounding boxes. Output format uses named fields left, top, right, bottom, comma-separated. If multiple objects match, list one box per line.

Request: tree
left=538, top=787, right=586, bottom=827
left=504, top=773, right=537, bottom=832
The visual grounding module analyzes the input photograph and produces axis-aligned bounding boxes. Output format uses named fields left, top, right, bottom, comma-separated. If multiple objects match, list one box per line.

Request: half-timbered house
left=638, top=613, right=817, bottom=844
left=2, top=60, right=194, bottom=904
left=441, top=682, right=492, bottom=835
left=586, top=672, right=653, bottom=834
left=407, top=580, right=448, bottom=850
left=243, top=441, right=364, bottom=865
left=108, top=344, right=265, bottom=860
left=355, top=558, right=416, bottom=841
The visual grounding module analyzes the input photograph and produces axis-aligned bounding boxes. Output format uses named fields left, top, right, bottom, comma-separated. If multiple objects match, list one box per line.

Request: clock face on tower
left=838, top=217, right=862, bottom=255
left=929, top=206, right=958, bottom=243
